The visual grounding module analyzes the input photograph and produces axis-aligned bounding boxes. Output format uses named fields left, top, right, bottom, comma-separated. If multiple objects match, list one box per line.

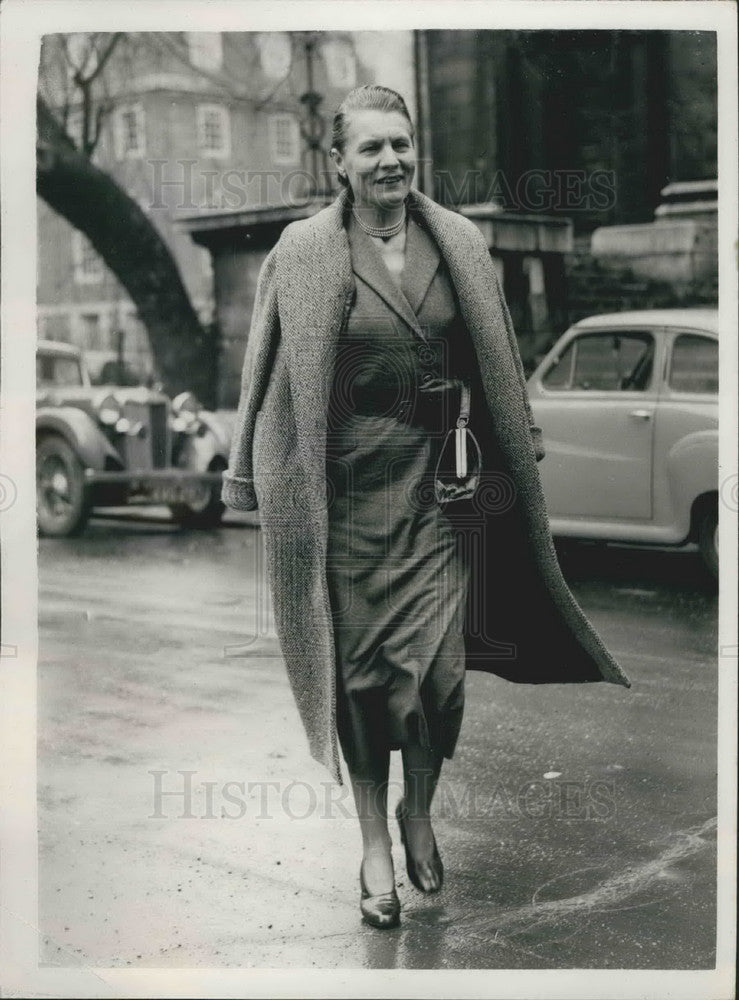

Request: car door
left=651, top=328, right=718, bottom=527
left=530, top=327, right=658, bottom=520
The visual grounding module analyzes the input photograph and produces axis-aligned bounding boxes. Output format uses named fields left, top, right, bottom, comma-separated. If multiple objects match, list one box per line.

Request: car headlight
left=97, top=393, right=122, bottom=426
left=171, top=391, right=201, bottom=432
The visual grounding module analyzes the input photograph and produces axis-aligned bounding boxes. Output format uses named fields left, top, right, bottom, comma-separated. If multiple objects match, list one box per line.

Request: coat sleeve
left=221, top=245, right=280, bottom=510
left=489, top=260, right=546, bottom=463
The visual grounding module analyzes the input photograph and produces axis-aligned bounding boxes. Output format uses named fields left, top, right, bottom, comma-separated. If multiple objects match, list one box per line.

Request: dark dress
left=325, top=209, right=478, bottom=776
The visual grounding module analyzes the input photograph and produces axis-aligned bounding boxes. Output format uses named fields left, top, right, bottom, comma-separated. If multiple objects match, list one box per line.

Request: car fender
left=198, top=411, right=231, bottom=457
left=36, top=407, right=119, bottom=471
left=666, top=429, right=718, bottom=517
left=176, top=421, right=229, bottom=474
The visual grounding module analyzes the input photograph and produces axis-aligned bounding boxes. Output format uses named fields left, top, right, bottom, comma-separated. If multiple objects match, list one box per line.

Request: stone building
left=425, top=30, right=717, bottom=231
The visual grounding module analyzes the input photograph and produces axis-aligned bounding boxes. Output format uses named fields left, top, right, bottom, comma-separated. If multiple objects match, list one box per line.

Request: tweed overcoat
left=223, top=187, right=631, bottom=783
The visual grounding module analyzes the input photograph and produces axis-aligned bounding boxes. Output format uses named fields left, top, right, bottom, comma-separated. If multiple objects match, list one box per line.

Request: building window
left=256, top=33, right=292, bottom=79
left=187, top=32, right=223, bottom=72
left=38, top=313, right=72, bottom=343
left=106, top=322, right=123, bottom=352
left=322, top=39, right=356, bottom=88
left=114, top=103, right=145, bottom=159
left=123, top=309, right=148, bottom=353
left=66, top=105, right=108, bottom=161
left=197, top=104, right=231, bottom=158
left=72, top=231, right=104, bottom=285
left=268, top=114, right=300, bottom=165
left=80, top=312, right=101, bottom=350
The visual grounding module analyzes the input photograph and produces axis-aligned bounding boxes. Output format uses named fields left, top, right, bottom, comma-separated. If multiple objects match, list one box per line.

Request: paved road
left=37, top=510, right=719, bottom=970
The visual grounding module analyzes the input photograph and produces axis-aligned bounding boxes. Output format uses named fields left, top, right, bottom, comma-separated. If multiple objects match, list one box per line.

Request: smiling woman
left=330, top=90, right=416, bottom=287
left=327, top=89, right=459, bottom=926
left=223, top=83, right=630, bottom=934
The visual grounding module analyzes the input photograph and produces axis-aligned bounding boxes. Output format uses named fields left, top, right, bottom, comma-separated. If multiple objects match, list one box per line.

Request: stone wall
left=561, top=242, right=717, bottom=344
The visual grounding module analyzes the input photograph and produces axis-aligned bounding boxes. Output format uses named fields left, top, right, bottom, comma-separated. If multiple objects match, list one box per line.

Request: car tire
left=168, top=461, right=226, bottom=528
left=36, top=434, right=91, bottom=537
left=697, top=506, right=718, bottom=579
left=169, top=495, right=225, bottom=528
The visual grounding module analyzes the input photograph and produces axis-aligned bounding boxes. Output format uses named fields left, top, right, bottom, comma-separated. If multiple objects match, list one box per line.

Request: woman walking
left=223, top=85, right=630, bottom=929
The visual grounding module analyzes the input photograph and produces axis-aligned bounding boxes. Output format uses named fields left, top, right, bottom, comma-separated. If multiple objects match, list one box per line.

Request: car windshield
left=37, top=354, right=84, bottom=388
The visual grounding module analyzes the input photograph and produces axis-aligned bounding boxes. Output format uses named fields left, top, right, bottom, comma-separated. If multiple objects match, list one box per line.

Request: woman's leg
left=400, top=744, right=445, bottom=860
left=347, top=748, right=395, bottom=893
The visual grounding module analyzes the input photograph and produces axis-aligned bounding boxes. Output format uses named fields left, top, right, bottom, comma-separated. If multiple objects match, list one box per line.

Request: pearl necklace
left=351, top=205, right=407, bottom=240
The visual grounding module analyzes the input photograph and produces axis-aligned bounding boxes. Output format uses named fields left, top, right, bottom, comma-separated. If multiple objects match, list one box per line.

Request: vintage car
left=527, top=308, right=719, bottom=576
left=36, top=339, right=230, bottom=536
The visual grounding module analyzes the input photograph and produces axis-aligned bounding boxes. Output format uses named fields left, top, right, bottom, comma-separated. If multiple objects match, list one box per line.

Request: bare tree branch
left=138, top=31, right=290, bottom=108
left=83, top=32, right=122, bottom=85
left=143, top=32, right=249, bottom=99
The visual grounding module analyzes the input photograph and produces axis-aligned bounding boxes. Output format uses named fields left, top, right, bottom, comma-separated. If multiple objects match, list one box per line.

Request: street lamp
left=297, top=33, right=332, bottom=199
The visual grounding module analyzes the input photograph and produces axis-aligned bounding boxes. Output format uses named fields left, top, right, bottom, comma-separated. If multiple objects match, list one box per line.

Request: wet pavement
left=37, top=510, right=719, bottom=970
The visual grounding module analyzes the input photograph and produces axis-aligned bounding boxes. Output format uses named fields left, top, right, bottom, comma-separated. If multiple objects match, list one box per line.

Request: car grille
left=121, top=401, right=170, bottom=470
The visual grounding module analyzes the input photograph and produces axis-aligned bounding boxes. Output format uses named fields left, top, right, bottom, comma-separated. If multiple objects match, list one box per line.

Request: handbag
left=433, top=379, right=482, bottom=507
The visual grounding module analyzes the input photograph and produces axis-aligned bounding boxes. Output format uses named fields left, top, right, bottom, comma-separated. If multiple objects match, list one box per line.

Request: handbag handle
left=434, top=378, right=481, bottom=505
left=457, top=380, right=471, bottom=428
left=455, top=380, right=471, bottom=477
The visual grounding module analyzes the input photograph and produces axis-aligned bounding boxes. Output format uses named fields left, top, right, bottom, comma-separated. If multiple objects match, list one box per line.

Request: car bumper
left=85, top=469, right=223, bottom=506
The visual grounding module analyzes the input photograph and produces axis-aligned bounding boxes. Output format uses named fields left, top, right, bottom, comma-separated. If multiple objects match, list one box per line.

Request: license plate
left=129, top=479, right=210, bottom=505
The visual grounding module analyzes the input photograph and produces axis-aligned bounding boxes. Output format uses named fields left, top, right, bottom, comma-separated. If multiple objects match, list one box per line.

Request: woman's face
left=332, top=109, right=416, bottom=212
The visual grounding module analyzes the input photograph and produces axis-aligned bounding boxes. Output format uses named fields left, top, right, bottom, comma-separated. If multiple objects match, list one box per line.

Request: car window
left=541, top=340, right=575, bottom=389
left=668, top=333, right=718, bottom=394
left=543, top=331, right=654, bottom=391
left=37, top=354, right=84, bottom=387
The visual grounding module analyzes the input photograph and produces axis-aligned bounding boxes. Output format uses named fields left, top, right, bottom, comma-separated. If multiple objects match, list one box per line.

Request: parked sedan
left=527, top=308, right=719, bottom=576
left=36, top=340, right=231, bottom=536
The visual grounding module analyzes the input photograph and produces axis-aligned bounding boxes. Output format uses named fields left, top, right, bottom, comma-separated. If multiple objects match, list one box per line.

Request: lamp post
left=297, top=32, right=332, bottom=199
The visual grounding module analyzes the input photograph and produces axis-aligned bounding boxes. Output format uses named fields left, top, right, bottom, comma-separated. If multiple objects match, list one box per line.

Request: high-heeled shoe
left=359, top=859, right=400, bottom=929
left=396, top=798, right=444, bottom=894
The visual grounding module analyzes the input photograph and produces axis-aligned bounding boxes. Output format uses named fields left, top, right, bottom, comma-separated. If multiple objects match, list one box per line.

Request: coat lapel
left=347, top=212, right=442, bottom=336
left=400, top=212, right=441, bottom=316
left=347, top=215, right=426, bottom=341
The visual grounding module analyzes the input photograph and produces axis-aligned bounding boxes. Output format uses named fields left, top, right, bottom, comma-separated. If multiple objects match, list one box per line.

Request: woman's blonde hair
left=331, top=85, right=415, bottom=187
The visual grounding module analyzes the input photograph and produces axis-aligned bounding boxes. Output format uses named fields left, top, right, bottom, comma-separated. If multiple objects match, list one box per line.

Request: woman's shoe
left=359, top=859, right=400, bottom=929
left=396, top=798, right=444, bottom=894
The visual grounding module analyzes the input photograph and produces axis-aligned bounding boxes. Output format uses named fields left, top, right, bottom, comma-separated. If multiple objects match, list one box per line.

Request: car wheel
left=168, top=462, right=226, bottom=528
left=36, top=435, right=91, bottom=537
left=697, top=506, right=718, bottom=579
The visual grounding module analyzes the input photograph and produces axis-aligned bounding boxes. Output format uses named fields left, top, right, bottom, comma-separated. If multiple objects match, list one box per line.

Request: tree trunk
left=36, top=95, right=217, bottom=408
